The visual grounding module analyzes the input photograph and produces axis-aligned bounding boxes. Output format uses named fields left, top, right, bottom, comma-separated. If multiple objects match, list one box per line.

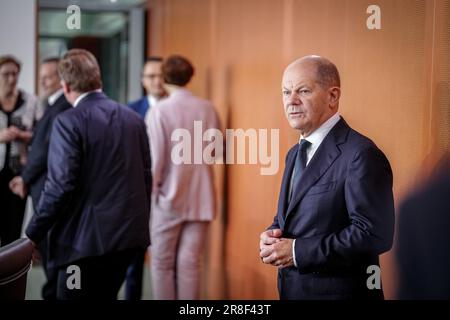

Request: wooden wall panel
left=213, top=0, right=286, bottom=299
left=147, top=0, right=449, bottom=299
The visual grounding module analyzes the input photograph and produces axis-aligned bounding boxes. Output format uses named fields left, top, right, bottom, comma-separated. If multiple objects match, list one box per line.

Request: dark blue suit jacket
left=128, top=97, right=149, bottom=119
left=21, top=94, right=71, bottom=209
left=26, top=92, right=151, bottom=270
left=270, top=118, right=395, bottom=300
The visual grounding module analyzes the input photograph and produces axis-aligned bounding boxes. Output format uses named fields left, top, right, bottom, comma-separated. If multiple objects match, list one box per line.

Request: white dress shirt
left=292, top=112, right=341, bottom=267
left=37, top=89, right=64, bottom=120
left=47, top=88, right=64, bottom=106
left=145, top=95, right=159, bottom=118
left=302, top=112, right=341, bottom=165
left=73, top=89, right=102, bottom=107
left=147, top=95, right=157, bottom=109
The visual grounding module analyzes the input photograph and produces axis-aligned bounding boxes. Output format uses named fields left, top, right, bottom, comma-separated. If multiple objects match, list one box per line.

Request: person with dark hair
left=128, top=56, right=166, bottom=119
left=146, top=55, right=220, bottom=299
left=25, top=49, right=152, bottom=300
left=123, top=56, right=166, bottom=300
left=259, top=55, right=395, bottom=299
left=161, top=55, right=194, bottom=86
left=0, top=54, right=38, bottom=247
left=9, top=57, right=71, bottom=300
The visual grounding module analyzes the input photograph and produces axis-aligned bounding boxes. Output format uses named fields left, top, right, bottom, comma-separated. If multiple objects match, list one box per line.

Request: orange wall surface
left=147, top=0, right=450, bottom=299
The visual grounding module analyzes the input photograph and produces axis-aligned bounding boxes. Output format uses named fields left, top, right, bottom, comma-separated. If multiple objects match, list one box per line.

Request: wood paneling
left=147, top=0, right=450, bottom=299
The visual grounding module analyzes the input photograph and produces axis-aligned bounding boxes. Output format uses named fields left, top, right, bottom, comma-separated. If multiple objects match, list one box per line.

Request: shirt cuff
left=292, top=239, right=297, bottom=267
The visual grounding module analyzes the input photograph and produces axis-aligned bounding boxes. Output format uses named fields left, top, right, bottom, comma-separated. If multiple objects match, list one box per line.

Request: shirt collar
left=47, top=88, right=64, bottom=106
left=170, top=87, right=190, bottom=97
left=147, top=95, right=158, bottom=108
left=300, top=112, right=341, bottom=146
left=73, top=89, right=102, bottom=107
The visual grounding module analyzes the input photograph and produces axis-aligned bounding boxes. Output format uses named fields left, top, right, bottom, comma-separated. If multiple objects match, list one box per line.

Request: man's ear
left=329, top=87, right=341, bottom=107
left=61, top=80, right=70, bottom=95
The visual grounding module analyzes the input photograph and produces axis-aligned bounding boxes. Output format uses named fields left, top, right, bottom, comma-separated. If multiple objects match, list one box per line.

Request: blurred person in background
left=123, top=56, right=166, bottom=300
left=146, top=55, right=220, bottom=300
left=397, top=154, right=450, bottom=299
left=0, top=54, right=38, bottom=246
left=10, top=57, right=71, bottom=299
left=128, top=56, right=166, bottom=118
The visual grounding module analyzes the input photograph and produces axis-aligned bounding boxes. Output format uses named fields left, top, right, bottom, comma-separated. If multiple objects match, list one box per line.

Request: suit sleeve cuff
left=292, top=239, right=298, bottom=267
left=25, top=218, right=46, bottom=245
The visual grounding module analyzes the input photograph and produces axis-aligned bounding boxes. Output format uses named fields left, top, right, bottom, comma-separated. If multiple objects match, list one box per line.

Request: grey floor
left=25, top=263, right=153, bottom=300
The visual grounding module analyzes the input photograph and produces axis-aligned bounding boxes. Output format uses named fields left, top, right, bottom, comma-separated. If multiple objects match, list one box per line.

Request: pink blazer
left=145, top=88, right=220, bottom=221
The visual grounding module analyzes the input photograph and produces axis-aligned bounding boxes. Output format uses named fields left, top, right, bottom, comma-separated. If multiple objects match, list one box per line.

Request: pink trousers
left=150, top=203, right=209, bottom=300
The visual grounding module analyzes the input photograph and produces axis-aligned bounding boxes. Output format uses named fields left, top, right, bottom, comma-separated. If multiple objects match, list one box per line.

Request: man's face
left=282, top=61, right=337, bottom=137
left=141, top=61, right=165, bottom=98
left=40, top=62, right=61, bottom=98
left=0, top=63, right=19, bottom=94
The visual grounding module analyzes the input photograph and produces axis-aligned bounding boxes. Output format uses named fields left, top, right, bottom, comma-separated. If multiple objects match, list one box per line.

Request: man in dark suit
left=259, top=56, right=395, bottom=300
left=10, top=57, right=71, bottom=206
left=9, top=57, right=71, bottom=299
left=25, top=49, right=151, bottom=300
left=124, top=56, right=165, bottom=300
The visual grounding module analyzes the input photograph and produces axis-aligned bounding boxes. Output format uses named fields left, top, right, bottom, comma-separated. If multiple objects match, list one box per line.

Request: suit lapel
left=138, top=97, right=149, bottom=118
left=31, top=99, right=54, bottom=142
left=278, top=146, right=297, bottom=228
left=285, top=118, right=350, bottom=220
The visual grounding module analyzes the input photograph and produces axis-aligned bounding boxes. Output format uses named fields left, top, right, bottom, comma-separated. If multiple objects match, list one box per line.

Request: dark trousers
left=29, top=199, right=58, bottom=300
left=56, top=248, right=138, bottom=300
left=124, top=248, right=146, bottom=300
left=38, top=236, right=58, bottom=300
left=0, top=169, right=26, bottom=247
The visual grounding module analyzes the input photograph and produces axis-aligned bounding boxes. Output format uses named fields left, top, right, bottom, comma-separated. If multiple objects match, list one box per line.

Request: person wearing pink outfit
left=145, top=55, right=220, bottom=300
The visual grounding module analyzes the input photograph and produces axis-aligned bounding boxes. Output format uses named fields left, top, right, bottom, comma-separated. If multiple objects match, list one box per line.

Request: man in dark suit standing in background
left=259, top=56, right=395, bottom=299
left=25, top=49, right=151, bottom=300
left=10, top=57, right=71, bottom=207
left=124, top=56, right=166, bottom=300
left=9, top=57, right=71, bottom=299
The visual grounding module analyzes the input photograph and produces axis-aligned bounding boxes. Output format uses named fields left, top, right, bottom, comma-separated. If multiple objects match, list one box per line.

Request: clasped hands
left=0, top=126, right=32, bottom=144
left=9, top=176, right=27, bottom=199
left=259, top=228, right=294, bottom=269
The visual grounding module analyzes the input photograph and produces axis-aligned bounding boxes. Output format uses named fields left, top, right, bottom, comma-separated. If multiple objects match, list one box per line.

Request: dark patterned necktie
left=290, top=139, right=311, bottom=200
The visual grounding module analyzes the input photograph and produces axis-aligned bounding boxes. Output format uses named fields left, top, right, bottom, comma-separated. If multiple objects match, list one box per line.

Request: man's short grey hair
left=314, top=57, right=341, bottom=89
